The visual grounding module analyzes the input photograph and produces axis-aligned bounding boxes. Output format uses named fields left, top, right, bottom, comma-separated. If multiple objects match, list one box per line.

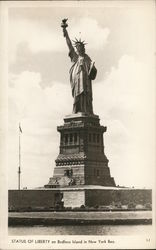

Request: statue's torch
left=61, top=18, right=68, bottom=37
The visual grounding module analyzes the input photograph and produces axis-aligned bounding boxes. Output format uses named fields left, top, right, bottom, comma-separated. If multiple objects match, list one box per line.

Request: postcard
left=0, top=0, right=155, bottom=249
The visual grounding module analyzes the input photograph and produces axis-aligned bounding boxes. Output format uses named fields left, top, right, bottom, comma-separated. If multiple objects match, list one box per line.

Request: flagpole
left=18, top=123, right=21, bottom=190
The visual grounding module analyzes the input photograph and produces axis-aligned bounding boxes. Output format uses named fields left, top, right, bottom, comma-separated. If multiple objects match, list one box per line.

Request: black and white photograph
left=0, top=0, right=155, bottom=249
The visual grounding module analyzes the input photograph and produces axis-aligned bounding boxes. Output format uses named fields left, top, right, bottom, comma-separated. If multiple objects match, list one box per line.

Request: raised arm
left=61, top=19, right=74, bottom=52
left=61, top=19, right=77, bottom=62
left=62, top=27, right=74, bottom=52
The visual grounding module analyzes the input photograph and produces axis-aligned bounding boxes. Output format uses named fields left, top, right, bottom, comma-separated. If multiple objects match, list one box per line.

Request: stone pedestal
left=45, top=113, right=115, bottom=188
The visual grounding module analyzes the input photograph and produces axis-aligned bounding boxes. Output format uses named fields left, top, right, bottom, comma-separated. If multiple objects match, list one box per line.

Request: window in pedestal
left=74, top=133, right=77, bottom=143
left=101, top=134, right=103, bottom=145
left=94, top=168, right=100, bottom=177
left=93, top=133, right=96, bottom=143
left=97, top=169, right=100, bottom=177
left=64, top=169, right=73, bottom=177
left=97, top=134, right=100, bottom=143
left=94, top=168, right=96, bottom=176
left=65, top=134, right=68, bottom=144
left=70, top=134, right=73, bottom=143
left=89, top=133, right=92, bottom=142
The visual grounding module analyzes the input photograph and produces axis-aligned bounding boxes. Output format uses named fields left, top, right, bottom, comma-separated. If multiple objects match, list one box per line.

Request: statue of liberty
left=61, top=19, right=97, bottom=114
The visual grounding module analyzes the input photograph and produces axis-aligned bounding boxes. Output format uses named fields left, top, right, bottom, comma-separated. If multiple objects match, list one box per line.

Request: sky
left=8, top=1, right=155, bottom=189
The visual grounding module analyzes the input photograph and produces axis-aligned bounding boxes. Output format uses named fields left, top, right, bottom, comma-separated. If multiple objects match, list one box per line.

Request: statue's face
left=76, top=44, right=85, bottom=56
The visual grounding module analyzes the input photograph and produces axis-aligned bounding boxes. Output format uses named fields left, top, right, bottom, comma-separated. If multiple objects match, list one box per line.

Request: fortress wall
left=9, top=188, right=152, bottom=210
left=8, top=189, right=85, bottom=210
left=85, top=189, right=152, bottom=207
left=8, top=190, right=60, bottom=210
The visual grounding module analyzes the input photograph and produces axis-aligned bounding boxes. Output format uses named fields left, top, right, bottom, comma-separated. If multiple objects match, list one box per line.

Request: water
left=9, top=225, right=152, bottom=235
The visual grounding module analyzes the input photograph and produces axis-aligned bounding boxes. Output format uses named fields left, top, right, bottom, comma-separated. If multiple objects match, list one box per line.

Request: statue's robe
left=69, top=47, right=96, bottom=114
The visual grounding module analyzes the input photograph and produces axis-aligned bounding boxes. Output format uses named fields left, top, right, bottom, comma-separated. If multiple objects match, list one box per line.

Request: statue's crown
left=72, top=38, right=87, bottom=47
